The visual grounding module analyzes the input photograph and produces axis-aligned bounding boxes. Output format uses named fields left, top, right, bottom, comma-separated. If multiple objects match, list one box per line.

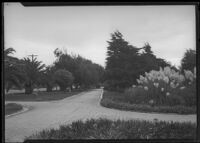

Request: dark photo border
left=2, top=2, right=199, bottom=143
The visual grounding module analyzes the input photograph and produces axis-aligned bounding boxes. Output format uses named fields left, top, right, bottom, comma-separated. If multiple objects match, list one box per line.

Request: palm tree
left=4, top=48, right=24, bottom=93
left=22, top=57, right=45, bottom=94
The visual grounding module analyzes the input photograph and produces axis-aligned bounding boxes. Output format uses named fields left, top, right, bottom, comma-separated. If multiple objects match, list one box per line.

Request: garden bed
left=100, top=91, right=196, bottom=114
left=5, top=103, right=23, bottom=115
left=5, top=89, right=88, bottom=102
left=26, top=118, right=196, bottom=139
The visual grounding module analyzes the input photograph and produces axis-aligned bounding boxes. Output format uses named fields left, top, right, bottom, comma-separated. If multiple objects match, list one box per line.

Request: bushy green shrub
left=124, top=87, right=150, bottom=104
left=101, top=91, right=196, bottom=114
left=134, top=66, right=196, bottom=106
left=26, top=118, right=196, bottom=139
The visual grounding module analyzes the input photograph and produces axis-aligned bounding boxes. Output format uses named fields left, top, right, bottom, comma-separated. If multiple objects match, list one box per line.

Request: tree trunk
left=25, top=83, right=33, bottom=94
left=46, top=85, right=52, bottom=92
left=5, top=82, right=11, bottom=93
left=60, top=86, right=66, bottom=91
left=25, top=86, right=33, bottom=94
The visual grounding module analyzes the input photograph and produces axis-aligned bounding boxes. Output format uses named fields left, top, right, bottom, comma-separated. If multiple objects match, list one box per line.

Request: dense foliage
left=181, top=49, right=196, bottom=72
left=101, top=91, right=196, bottom=114
left=104, top=31, right=171, bottom=91
left=4, top=47, right=104, bottom=93
left=40, top=66, right=56, bottom=92
left=134, top=66, right=196, bottom=106
left=27, top=118, right=196, bottom=139
left=54, top=48, right=104, bottom=89
left=54, top=69, right=74, bottom=91
left=4, top=48, right=25, bottom=92
left=102, top=31, right=196, bottom=114
left=101, top=66, right=196, bottom=114
left=22, top=57, right=46, bottom=94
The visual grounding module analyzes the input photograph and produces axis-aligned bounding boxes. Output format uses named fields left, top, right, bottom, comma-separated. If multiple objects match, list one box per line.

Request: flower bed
left=134, top=66, right=196, bottom=106
left=101, top=67, right=196, bottom=114
left=100, top=91, right=196, bottom=114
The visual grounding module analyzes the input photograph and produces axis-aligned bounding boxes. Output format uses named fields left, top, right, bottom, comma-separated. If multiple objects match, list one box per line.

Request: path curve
left=5, top=89, right=196, bottom=142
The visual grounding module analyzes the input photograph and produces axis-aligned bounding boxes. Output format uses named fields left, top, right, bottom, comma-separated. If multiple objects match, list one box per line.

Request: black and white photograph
left=3, top=2, right=197, bottom=142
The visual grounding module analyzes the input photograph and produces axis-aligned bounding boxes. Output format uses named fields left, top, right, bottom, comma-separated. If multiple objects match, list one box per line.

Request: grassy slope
left=5, top=103, right=23, bottom=115
left=26, top=118, right=196, bottom=139
left=100, top=91, right=196, bottom=114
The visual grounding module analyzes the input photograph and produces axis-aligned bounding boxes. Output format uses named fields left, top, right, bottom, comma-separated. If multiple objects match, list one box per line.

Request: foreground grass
left=5, top=89, right=87, bottom=102
left=26, top=118, right=196, bottom=139
left=5, top=103, right=23, bottom=115
left=100, top=91, right=196, bottom=114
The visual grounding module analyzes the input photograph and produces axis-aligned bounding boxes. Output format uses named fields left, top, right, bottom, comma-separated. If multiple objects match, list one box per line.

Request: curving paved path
left=5, top=89, right=196, bottom=142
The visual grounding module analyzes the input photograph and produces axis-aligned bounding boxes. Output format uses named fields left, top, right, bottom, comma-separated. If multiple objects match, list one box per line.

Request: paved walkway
left=5, top=89, right=196, bottom=142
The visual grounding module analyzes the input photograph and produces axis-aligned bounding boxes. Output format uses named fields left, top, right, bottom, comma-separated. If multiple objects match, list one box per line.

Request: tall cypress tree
left=104, top=31, right=172, bottom=92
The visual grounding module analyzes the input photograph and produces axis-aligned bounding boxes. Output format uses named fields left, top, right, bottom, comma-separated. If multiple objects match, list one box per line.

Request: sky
left=4, top=3, right=196, bottom=68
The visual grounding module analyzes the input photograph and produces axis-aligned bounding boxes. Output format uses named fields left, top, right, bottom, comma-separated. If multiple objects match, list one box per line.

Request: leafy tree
left=139, top=43, right=170, bottom=75
left=40, top=65, right=56, bottom=92
left=105, top=31, right=140, bottom=91
left=4, top=48, right=24, bottom=92
left=76, top=59, right=104, bottom=88
left=54, top=49, right=104, bottom=89
left=181, top=49, right=196, bottom=72
left=54, top=69, right=74, bottom=91
left=22, top=57, right=45, bottom=94
left=156, top=58, right=171, bottom=69
left=105, top=31, right=171, bottom=91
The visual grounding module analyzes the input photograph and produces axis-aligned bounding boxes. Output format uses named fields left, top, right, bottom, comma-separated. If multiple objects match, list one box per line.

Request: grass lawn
left=5, top=89, right=87, bottom=102
left=100, top=91, right=196, bottom=114
left=5, top=103, right=23, bottom=115
left=26, top=118, right=196, bottom=139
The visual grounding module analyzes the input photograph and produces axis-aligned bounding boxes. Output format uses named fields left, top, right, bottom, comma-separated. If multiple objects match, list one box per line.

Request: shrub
left=135, top=66, right=196, bottom=106
left=101, top=91, right=196, bottom=114
left=124, top=87, right=150, bottom=104
left=174, top=83, right=196, bottom=106
left=26, top=118, right=196, bottom=139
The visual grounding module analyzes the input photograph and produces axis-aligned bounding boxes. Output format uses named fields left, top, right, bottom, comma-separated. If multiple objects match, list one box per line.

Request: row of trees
left=4, top=31, right=196, bottom=94
left=41, top=48, right=104, bottom=92
left=104, top=31, right=196, bottom=91
left=4, top=47, right=104, bottom=94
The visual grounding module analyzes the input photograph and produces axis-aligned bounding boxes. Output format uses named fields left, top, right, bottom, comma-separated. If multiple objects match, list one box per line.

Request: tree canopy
left=4, top=48, right=25, bottom=92
left=180, top=49, right=196, bottom=72
left=104, top=31, right=171, bottom=91
left=53, top=48, right=104, bottom=89
left=54, top=69, right=74, bottom=91
left=22, top=57, right=46, bottom=94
